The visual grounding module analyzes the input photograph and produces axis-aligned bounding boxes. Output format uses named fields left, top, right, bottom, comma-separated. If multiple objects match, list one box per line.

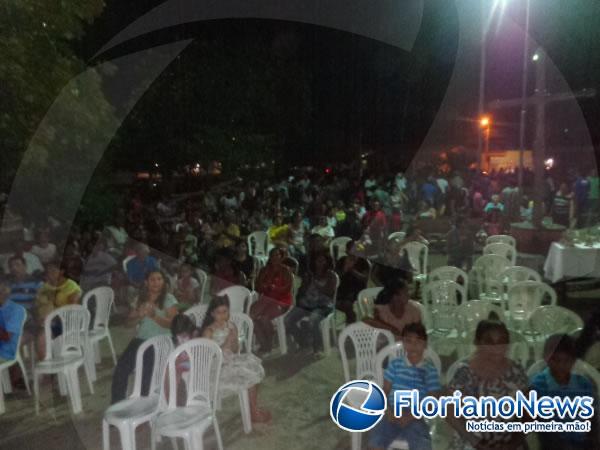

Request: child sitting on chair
left=368, top=322, right=441, bottom=450
left=529, top=334, right=598, bottom=450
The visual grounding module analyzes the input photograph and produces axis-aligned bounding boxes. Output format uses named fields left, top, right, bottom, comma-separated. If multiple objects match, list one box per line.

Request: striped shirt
left=8, top=277, right=42, bottom=310
left=384, top=354, right=441, bottom=402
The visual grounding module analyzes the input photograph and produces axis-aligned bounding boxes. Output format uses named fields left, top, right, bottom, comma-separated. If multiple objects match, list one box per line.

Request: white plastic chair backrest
left=122, top=255, right=135, bottom=274
left=529, top=306, right=584, bottom=337
left=185, top=304, right=209, bottom=327
left=486, top=235, right=516, bottom=248
left=473, top=254, right=511, bottom=296
left=356, top=287, right=383, bottom=320
left=82, top=286, right=114, bottom=331
left=422, top=280, right=464, bottom=331
left=330, top=236, right=352, bottom=261
left=131, top=335, right=173, bottom=398
left=229, top=312, right=254, bottom=354
left=247, top=231, right=269, bottom=257
left=484, top=242, right=517, bottom=265
left=527, top=359, right=600, bottom=390
left=401, top=241, right=428, bottom=277
left=388, top=231, right=406, bottom=242
left=217, top=285, right=252, bottom=314
left=332, top=272, right=341, bottom=303
left=508, top=281, right=557, bottom=323
left=195, top=268, right=208, bottom=304
left=412, top=301, right=432, bottom=330
left=338, top=323, right=394, bottom=382
left=165, top=338, right=222, bottom=409
left=375, top=342, right=441, bottom=387
left=460, top=300, right=505, bottom=333
left=286, top=256, right=300, bottom=274
left=501, top=266, right=541, bottom=289
left=44, top=305, right=90, bottom=359
left=428, top=266, right=469, bottom=286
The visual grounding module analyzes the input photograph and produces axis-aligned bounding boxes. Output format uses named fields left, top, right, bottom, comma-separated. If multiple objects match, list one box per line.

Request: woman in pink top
left=363, top=279, right=422, bottom=340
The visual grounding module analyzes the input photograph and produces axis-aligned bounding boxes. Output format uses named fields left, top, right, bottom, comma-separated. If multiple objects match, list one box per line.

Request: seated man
left=125, top=243, right=159, bottom=308
left=7, top=256, right=42, bottom=311
left=0, top=277, right=26, bottom=363
left=368, top=322, right=441, bottom=450
left=530, top=334, right=598, bottom=450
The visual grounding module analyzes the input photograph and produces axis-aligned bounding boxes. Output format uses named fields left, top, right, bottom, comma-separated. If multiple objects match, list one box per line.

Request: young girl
left=167, top=314, right=199, bottom=406
left=201, top=295, right=271, bottom=423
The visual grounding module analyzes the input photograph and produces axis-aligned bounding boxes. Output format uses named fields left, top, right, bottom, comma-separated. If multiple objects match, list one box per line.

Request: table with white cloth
left=544, top=242, right=600, bottom=283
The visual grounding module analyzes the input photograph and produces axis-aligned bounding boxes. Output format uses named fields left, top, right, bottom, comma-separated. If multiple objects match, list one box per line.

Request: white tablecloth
left=543, top=242, right=600, bottom=283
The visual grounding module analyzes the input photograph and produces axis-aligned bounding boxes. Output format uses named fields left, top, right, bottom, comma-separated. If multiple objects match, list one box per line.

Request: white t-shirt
left=437, top=178, right=449, bottom=194
left=31, top=243, right=57, bottom=264
left=2, top=252, right=43, bottom=275
left=311, top=225, right=335, bottom=239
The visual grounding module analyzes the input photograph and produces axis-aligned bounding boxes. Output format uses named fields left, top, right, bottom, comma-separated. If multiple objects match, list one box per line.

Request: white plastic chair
left=247, top=231, right=270, bottom=259
left=0, top=304, right=30, bottom=415
left=271, top=274, right=300, bottom=356
left=483, top=242, right=517, bottom=265
left=83, top=287, right=117, bottom=380
left=387, top=231, right=406, bottom=242
left=527, top=359, right=600, bottom=390
left=329, top=236, right=352, bottom=261
left=428, top=266, right=469, bottom=286
left=338, top=323, right=394, bottom=450
left=529, top=306, right=584, bottom=359
left=486, top=234, right=516, bottom=248
left=195, top=268, right=209, bottom=305
left=472, top=254, right=512, bottom=306
left=507, top=281, right=557, bottom=331
left=355, top=287, right=383, bottom=321
left=103, top=335, right=173, bottom=450
left=33, top=305, right=94, bottom=414
left=152, top=338, right=224, bottom=450
left=422, top=280, right=465, bottom=336
left=185, top=304, right=209, bottom=327
left=401, top=241, right=428, bottom=283
left=501, top=266, right=542, bottom=285
left=318, top=273, right=341, bottom=355
left=217, top=285, right=253, bottom=314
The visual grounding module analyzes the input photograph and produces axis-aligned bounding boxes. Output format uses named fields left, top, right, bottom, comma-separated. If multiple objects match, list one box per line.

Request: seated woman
left=233, top=240, right=255, bottom=284
left=267, top=213, right=291, bottom=248
left=335, top=241, right=369, bottom=324
left=111, top=270, right=178, bottom=403
left=363, top=279, right=421, bottom=340
left=446, top=320, right=528, bottom=450
left=250, top=248, right=293, bottom=354
left=210, top=248, right=247, bottom=295
left=285, top=252, right=337, bottom=354
left=174, top=263, right=200, bottom=305
left=34, top=261, right=82, bottom=359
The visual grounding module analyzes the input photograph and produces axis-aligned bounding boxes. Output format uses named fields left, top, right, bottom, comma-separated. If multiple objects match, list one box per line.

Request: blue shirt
left=384, top=354, right=441, bottom=403
left=126, top=256, right=159, bottom=285
left=0, top=300, right=26, bottom=360
left=530, top=367, right=595, bottom=443
left=9, top=277, right=42, bottom=310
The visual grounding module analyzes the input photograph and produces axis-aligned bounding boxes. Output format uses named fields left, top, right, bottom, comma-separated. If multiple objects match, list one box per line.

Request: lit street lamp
left=480, top=115, right=491, bottom=170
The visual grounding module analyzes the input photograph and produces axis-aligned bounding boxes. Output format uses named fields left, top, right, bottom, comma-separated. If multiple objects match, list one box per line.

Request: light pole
left=480, top=116, right=491, bottom=171
left=517, top=0, right=532, bottom=191
left=477, top=2, right=488, bottom=170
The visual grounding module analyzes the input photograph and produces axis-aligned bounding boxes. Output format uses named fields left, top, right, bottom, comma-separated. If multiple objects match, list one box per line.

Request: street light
left=480, top=116, right=490, bottom=128
left=479, top=115, right=491, bottom=170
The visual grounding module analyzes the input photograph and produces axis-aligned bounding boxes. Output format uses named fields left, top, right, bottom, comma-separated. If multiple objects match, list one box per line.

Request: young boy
left=368, top=322, right=441, bottom=450
left=529, top=334, right=598, bottom=450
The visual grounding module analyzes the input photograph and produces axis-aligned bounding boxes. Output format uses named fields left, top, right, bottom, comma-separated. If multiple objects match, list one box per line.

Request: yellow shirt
left=36, top=279, right=82, bottom=317
left=268, top=224, right=290, bottom=245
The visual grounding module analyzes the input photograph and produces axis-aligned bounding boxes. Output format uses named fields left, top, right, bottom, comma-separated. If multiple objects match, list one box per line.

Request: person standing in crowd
left=112, top=270, right=178, bottom=403
left=552, top=182, right=574, bottom=227
left=335, top=241, right=369, bottom=324
left=0, top=277, right=26, bottom=364
left=250, top=248, right=293, bottom=354
left=79, top=239, right=117, bottom=291
left=446, top=217, right=474, bottom=271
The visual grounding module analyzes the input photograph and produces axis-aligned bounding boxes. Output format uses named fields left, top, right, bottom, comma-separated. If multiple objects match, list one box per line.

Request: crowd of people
left=0, top=162, right=599, bottom=447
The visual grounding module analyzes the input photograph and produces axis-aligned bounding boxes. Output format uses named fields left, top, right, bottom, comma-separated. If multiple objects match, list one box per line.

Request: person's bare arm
left=151, top=305, right=178, bottom=328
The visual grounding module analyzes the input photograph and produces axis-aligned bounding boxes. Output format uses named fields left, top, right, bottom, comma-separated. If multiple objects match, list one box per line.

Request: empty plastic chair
left=401, top=241, right=429, bottom=283
left=486, top=234, right=517, bottom=248
left=355, top=287, right=384, bottom=321
left=484, top=242, right=517, bottom=265
left=83, top=287, right=117, bottom=379
left=185, top=304, right=209, bottom=327
left=217, top=285, right=254, bottom=314
left=428, top=266, right=469, bottom=286
left=329, top=236, right=352, bottom=261
left=103, top=335, right=173, bottom=450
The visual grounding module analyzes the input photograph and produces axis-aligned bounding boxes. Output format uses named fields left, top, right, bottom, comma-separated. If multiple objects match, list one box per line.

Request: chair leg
left=85, top=342, right=98, bottom=383
left=213, top=417, right=224, bottom=450
left=94, top=341, right=102, bottom=365
left=33, top=371, right=40, bottom=415
left=58, top=373, right=68, bottom=396
left=83, top=355, right=95, bottom=394
left=1, top=369, right=12, bottom=394
left=102, top=419, right=110, bottom=450
left=276, top=321, right=287, bottom=355
left=107, top=333, right=118, bottom=366
left=321, top=321, right=331, bottom=355
left=239, top=389, right=252, bottom=434
left=17, top=356, right=31, bottom=395
left=0, top=380, right=5, bottom=415
left=66, top=369, right=82, bottom=414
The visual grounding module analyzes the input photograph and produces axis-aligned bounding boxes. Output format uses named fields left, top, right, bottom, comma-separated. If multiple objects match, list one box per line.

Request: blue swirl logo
left=330, top=380, right=387, bottom=432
